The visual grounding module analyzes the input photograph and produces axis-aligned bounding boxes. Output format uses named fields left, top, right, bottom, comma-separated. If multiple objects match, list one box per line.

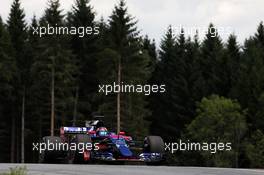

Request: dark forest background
left=0, top=0, right=264, bottom=168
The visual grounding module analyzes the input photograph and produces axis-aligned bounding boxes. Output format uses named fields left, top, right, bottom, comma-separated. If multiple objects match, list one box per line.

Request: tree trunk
left=51, top=62, right=55, bottom=136
left=21, top=87, right=25, bottom=163
left=38, top=112, right=42, bottom=162
left=16, top=128, right=19, bottom=163
left=117, top=58, right=121, bottom=134
left=235, top=120, right=241, bottom=168
left=38, top=114, right=42, bottom=141
left=11, top=115, right=15, bottom=163
left=73, top=86, right=79, bottom=126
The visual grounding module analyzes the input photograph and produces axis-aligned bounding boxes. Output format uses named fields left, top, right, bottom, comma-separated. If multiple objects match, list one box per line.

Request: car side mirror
left=119, top=131, right=125, bottom=135
left=88, top=130, right=96, bottom=135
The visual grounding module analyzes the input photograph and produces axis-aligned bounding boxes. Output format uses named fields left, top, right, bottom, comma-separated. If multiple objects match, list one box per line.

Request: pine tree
left=0, top=17, right=17, bottom=162
left=231, top=23, right=264, bottom=167
left=0, top=17, right=16, bottom=96
left=97, top=0, right=151, bottom=138
left=225, top=34, right=241, bottom=98
left=149, top=26, right=178, bottom=140
left=254, top=21, right=264, bottom=46
left=67, top=0, right=98, bottom=125
left=32, top=0, right=77, bottom=136
left=198, top=24, right=225, bottom=97
left=237, top=22, right=264, bottom=129
left=186, top=32, right=201, bottom=101
left=7, top=0, right=28, bottom=163
left=142, top=35, right=157, bottom=72
left=26, top=16, right=42, bottom=162
left=150, top=28, right=201, bottom=139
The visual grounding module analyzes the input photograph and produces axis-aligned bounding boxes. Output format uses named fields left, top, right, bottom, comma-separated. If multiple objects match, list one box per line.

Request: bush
left=245, top=130, right=264, bottom=168
left=0, top=166, right=27, bottom=175
left=187, top=95, right=247, bottom=167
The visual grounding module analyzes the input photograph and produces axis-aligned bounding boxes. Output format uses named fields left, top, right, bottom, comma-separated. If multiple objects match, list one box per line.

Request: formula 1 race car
left=39, top=119, right=165, bottom=164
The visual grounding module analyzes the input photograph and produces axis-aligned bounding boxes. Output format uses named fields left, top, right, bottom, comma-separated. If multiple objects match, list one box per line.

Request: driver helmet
left=96, top=127, right=108, bottom=136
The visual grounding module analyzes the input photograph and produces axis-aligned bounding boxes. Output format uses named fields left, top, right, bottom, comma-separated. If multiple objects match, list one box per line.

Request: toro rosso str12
left=39, top=120, right=165, bottom=164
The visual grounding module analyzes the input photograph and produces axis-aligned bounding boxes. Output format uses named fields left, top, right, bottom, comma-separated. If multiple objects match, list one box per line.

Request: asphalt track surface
left=0, top=164, right=264, bottom=175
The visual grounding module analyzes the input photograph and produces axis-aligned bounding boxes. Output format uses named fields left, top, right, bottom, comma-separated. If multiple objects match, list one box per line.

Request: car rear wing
left=60, top=127, right=94, bottom=135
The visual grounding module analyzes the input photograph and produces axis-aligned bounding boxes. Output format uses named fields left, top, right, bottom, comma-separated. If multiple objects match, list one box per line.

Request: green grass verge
left=0, top=166, right=27, bottom=175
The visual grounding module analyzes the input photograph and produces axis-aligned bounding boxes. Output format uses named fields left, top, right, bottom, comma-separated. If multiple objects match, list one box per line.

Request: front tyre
left=144, top=136, right=165, bottom=153
left=144, top=136, right=165, bottom=165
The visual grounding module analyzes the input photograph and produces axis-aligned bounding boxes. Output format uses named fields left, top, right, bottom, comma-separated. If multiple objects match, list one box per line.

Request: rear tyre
left=39, top=136, right=62, bottom=163
left=68, top=134, right=92, bottom=164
